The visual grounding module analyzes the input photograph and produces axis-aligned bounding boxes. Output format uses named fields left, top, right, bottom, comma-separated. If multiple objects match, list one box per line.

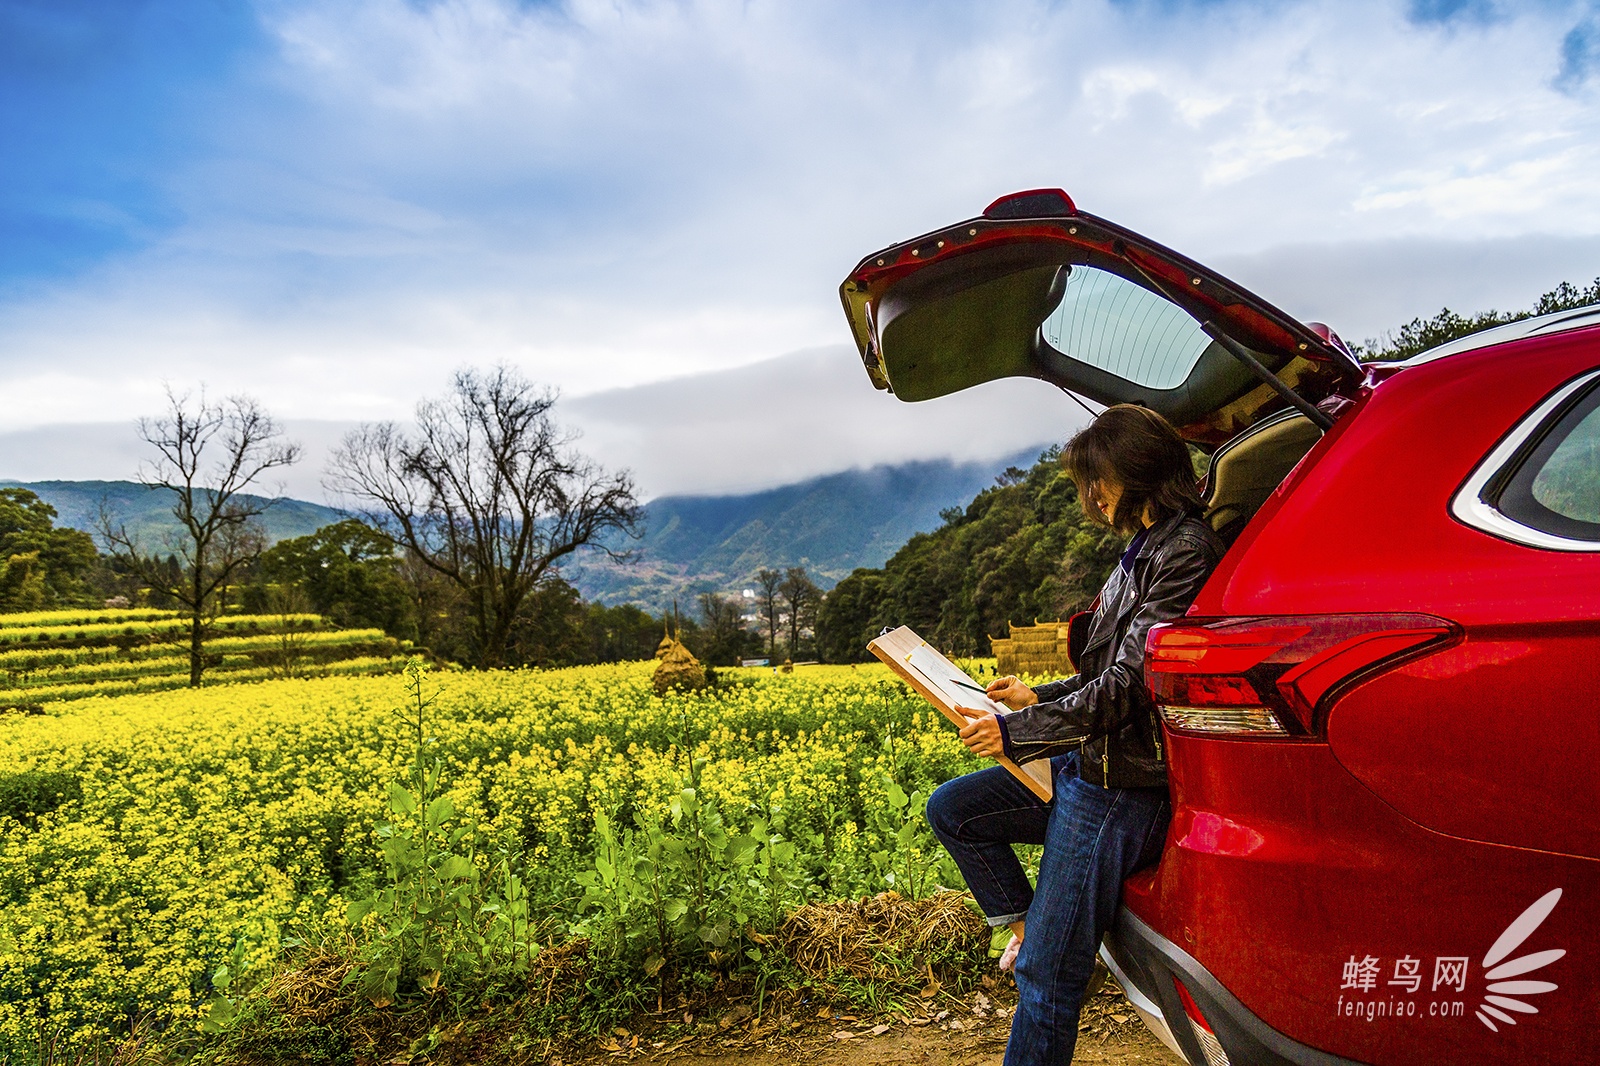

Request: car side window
left=1038, top=266, right=1210, bottom=390
left=1496, top=379, right=1600, bottom=542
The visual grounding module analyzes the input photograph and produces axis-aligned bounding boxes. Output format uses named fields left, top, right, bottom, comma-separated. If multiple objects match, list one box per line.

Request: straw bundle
left=652, top=638, right=707, bottom=695
left=262, top=951, right=355, bottom=1022
left=990, top=621, right=1073, bottom=678
left=777, top=890, right=986, bottom=982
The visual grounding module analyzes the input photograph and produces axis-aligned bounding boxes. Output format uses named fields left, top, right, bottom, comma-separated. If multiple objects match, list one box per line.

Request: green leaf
left=199, top=996, right=236, bottom=1034
left=727, top=835, right=758, bottom=865
left=745, top=947, right=763, bottom=962
left=887, top=782, right=908, bottom=810
left=439, top=854, right=476, bottom=880
left=388, top=782, right=418, bottom=816
left=346, top=897, right=374, bottom=925
left=663, top=899, right=688, bottom=921
left=425, top=795, right=455, bottom=828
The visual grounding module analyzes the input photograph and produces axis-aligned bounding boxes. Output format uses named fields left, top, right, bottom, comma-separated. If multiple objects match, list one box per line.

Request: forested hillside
left=563, top=448, right=1042, bottom=612
left=3, top=480, right=341, bottom=547
left=815, top=448, right=1123, bottom=661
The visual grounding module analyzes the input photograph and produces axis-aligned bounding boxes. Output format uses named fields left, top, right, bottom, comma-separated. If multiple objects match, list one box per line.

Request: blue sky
left=2, top=0, right=1599, bottom=498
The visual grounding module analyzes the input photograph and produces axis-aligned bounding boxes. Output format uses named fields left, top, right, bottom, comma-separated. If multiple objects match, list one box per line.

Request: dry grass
left=652, top=639, right=707, bottom=694
left=259, top=950, right=354, bottom=1024
left=526, top=938, right=593, bottom=1007
left=777, top=890, right=986, bottom=982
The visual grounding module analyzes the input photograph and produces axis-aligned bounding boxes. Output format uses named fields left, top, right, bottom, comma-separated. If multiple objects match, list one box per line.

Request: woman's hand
left=986, top=675, right=1038, bottom=710
left=957, top=706, right=1005, bottom=758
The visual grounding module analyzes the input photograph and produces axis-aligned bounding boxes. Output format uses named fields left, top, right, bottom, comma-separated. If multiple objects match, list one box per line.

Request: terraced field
left=0, top=608, right=409, bottom=707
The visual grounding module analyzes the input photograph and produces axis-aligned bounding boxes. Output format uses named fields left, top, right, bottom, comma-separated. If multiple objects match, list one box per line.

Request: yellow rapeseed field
left=0, top=661, right=992, bottom=1052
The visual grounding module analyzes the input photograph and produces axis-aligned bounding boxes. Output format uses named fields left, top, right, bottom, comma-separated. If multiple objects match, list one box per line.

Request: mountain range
left=2, top=480, right=343, bottom=549
left=7, top=447, right=1048, bottom=614
left=560, top=447, right=1046, bottom=613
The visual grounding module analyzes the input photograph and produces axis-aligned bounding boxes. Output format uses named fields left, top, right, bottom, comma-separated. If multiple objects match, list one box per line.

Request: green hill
left=561, top=448, right=1045, bottom=614
left=10, top=453, right=1049, bottom=618
left=0, top=480, right=344, bottom=549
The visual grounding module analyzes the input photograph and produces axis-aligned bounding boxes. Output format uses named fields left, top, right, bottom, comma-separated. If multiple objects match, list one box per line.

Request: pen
left=949, top=677, right=991, bottom=697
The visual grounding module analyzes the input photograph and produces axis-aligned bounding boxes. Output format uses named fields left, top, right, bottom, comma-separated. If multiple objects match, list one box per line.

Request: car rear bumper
left=1101, top=908, right=1364, bottom=1066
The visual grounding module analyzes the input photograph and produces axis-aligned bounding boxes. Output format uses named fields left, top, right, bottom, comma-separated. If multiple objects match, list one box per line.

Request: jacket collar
left=1131, top=510, right=1196, bottom=566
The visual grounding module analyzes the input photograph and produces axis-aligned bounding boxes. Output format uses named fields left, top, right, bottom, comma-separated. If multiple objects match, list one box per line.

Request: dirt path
left=563, top=979, right=1183, bottom=1066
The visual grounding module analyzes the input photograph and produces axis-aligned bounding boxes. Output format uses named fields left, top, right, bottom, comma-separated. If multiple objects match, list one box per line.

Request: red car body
left=840, top=190, right=1599, bottom=1065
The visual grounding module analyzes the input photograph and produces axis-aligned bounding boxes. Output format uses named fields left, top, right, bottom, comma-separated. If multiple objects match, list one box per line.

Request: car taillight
left=1146, top=614, right=1458, bottom=738
left=1173, top=978, right=1232, bottom=1066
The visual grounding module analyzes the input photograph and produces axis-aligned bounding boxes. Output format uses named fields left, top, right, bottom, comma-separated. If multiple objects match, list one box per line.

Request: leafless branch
left=326, top=365, right=640, bottom=667
left=98, top=388, right=300, bottom=685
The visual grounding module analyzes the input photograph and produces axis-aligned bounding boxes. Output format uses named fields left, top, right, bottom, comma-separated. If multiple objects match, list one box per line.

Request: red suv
left=840, top=189, right=1598, bottom=1065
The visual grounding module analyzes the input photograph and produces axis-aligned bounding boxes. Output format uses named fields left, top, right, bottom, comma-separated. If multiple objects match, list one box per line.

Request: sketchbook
left=868, top=625, right=1053, bottom=802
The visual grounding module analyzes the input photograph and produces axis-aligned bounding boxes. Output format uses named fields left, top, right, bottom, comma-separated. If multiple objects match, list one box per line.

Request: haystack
left=991, top=620, right=1073, bottom=678
left=778, top=890, right=987, bottom=982
left=652, top=637, right=707, bottom=695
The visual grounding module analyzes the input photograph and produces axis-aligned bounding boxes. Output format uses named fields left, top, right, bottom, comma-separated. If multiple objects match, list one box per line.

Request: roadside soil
left=560, top=976, right=1182, bottom=1066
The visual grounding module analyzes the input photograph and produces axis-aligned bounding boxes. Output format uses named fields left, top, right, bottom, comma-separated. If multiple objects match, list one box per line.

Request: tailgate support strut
left=1201, top=323, right=1335, bottom=432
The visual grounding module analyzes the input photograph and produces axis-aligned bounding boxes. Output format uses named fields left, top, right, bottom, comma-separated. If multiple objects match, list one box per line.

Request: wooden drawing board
left=868, top=625, right=1053, bottom=802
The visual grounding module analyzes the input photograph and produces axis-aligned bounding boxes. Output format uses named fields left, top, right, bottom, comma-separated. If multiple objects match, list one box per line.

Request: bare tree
left=697, top=592, right=749, bottom=667
left=755, top=568, right=783, bottom=659
left=327, top=366, right=639, bottom=668
left=264, top=582, right=315, bottom=679
left=780, top=566, right=820, bottom=660
left=101, top=390, right=300, bottom=686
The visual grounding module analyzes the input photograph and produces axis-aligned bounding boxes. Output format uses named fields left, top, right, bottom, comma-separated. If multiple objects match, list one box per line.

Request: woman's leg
left=925, top=764, right=1051, bottom=929
left=1003, top=770, right=1170, bottom=1066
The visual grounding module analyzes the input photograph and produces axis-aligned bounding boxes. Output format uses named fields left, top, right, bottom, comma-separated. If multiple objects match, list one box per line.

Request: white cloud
left=3, top=0, right=1600, bottom=490
left=562, top=346, right=1081, bottom=498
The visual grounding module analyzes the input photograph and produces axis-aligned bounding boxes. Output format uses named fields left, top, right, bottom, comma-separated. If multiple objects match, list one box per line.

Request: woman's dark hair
left=1062, top=405, right=1201, bottom=535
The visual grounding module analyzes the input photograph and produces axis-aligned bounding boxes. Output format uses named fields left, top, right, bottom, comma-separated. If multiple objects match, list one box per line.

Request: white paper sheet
left=902, top=643, right=1008, bottom=717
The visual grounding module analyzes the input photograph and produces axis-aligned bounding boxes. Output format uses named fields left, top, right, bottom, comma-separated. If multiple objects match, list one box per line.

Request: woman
left=926, top=404, right=1225, bottom=1066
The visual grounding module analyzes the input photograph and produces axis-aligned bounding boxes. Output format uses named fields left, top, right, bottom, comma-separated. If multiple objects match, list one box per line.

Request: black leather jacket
left=998, top=511, right=1225, bottom=790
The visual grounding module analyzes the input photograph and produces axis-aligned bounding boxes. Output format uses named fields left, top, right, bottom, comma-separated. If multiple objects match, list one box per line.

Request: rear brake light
left=1162, top=705, right=1289, bottom=735
left=1146, top=614, right=1458, bottom=738
left=982, top=188, right=1076, bottom=219
left=1173, top=978, right=1232, bottom=1066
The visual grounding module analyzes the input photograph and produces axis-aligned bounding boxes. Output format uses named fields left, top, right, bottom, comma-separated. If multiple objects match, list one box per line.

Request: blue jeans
left=926, top=754, right=1170, bottom=1066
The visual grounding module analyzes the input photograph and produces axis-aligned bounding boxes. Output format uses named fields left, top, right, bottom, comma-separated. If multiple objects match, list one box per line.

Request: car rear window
left=1039, top=266, right=1210, bottom=390
left=1497, top=378, right=1600, bottom=542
